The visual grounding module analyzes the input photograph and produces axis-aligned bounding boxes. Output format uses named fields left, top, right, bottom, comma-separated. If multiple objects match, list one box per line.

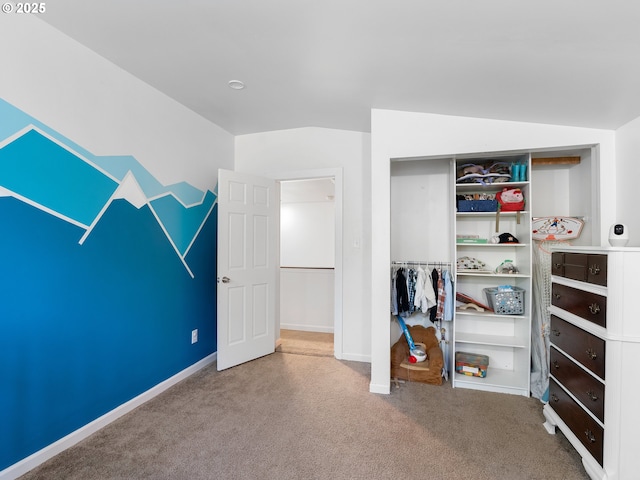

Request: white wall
left=279, top=180, right=335, bottom=332
left=0, top=15, right=233, bottom=189
left=281, top=201, right=335, bottom=267
left=280, top=268, right=334, bottom=332
left=370, top=109, right=616, bottom=393
left=235, top=127, right=371, bottom=362
left=615, top=115, right=640, bottom=247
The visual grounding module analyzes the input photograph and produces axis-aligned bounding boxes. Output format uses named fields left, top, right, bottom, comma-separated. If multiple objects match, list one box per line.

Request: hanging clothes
left=443, top=269, right=454, bottom=321
left=406, top=268, right=417, bottom=315
left=413, top=266, right=436, bottom=314
left=391, top=262, right=451, bottom=324
left=390, top=267, right=399, bottom=315
left=430, top=268, right=440, bottom=322
left=435, top=272, right=445, bottom=320
left=395, top=268, right=410, bottom=315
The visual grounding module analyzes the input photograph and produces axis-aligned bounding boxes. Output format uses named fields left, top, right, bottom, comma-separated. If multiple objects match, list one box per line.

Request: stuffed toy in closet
left=390, top=325, right=443, bottom=385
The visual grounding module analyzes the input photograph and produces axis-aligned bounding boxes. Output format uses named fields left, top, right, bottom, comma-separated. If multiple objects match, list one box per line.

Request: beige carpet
left=19, top=354, right=588, bottom=480
left=275, top=328, right=334, bottom=357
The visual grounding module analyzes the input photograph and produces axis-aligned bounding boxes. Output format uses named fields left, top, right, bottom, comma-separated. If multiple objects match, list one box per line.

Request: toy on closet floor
left=395, top=315, right=427, bottom=363
left=391, top=322, right=444, bottom=386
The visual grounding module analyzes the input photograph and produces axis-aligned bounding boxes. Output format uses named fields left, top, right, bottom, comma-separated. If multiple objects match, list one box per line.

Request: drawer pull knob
left=554, top=263, right=562, bottom=269
left=554, top=293, right=561, bottom=300
left=589, top=265, right=601, bottom=275
left=586, top=390, right=599, bottom=402
left=553, top=360, right=560, bottom=370
left=588, top=303, right=601, bottom=315
left=586, top=348, right=598, bottom=360
left=552, top=328, right=561, bottom=337
left=551, top=393, right=559, bottom=403
left=585, top=429, right=597, bottom=443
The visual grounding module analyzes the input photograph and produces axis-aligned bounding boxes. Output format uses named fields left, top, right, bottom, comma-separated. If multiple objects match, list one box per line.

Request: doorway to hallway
left=275, top=329, right=334, bottom=357
left=277, top=171, right=342, bottom=358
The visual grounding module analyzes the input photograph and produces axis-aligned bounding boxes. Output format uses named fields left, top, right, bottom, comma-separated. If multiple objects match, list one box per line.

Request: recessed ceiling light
left=228, top=80, right=245, bottom=90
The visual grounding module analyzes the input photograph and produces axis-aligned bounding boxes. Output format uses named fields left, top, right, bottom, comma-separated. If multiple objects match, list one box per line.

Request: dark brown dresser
left=543, top=247, right=640, bottom=480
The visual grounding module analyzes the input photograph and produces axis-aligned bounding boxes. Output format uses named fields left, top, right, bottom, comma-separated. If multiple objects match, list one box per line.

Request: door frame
left=274, top=168, right=343, bottom=359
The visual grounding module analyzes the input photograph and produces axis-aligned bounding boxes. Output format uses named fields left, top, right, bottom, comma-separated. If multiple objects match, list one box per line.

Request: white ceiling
left=40, top=1, right=640, bottom=136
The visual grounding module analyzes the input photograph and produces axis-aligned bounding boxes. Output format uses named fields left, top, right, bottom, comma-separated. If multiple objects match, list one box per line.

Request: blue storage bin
left=457, top=199, right=498, bottom=212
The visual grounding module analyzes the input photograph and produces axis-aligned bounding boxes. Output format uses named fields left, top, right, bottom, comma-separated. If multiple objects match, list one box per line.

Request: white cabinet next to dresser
left=543, top=247, right=640, bottom=480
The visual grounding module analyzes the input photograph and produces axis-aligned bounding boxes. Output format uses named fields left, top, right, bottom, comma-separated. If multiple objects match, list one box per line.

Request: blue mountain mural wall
left=0, top=98, right=218, bottom=470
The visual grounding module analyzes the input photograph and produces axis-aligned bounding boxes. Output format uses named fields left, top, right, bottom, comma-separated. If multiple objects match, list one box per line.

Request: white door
left=217, top=169, right=278, bottom=370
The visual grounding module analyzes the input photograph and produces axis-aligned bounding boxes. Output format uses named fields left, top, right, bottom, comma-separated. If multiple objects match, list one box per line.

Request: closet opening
left=386, top=144, right=598, bottom=396
left=277, top=177, right=337, bottom=357
left=390, top=157, right=454, bottom=380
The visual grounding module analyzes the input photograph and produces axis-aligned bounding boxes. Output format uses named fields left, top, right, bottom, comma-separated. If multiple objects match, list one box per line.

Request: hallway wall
left=235, top=127, right=371, bottom=361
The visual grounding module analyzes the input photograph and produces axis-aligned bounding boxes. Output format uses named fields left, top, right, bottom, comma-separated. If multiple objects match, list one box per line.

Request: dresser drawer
left=549, top=378, right=604, bottom=466
left=551, top=252, right=607, bottom=286
left=550, top=347, right=604, bottom=422
left=550, top=315, right=605, bottom=379
left=552, top=283, right=606, bottom=328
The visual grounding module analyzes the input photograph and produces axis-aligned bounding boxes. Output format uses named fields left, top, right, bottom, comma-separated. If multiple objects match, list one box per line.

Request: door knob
left=218, top=276, right=231, bottom=284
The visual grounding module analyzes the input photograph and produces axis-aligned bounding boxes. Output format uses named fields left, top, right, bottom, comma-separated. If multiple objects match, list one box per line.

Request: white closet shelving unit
left=452, top=153, right=533, bottom=396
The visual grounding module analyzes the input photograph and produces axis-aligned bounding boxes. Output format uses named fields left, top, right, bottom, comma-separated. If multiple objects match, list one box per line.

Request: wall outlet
left=191, top=329, right=198, bottom=344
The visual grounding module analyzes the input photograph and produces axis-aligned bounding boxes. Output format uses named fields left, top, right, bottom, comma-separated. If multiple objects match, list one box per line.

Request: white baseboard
left=0, top=353, right=217, bottom=480
left=369, top=382, right=391, bottom=394
left=280, top=323, right=334, bottom=333
left=340, top=352, right=371, bottom=363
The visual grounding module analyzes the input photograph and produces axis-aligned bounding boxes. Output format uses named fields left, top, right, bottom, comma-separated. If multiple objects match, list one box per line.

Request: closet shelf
left=456, top=243, right=529, bottom=248
left=456, top=272, right=530, bottom=278
left=455, top=308, right=528, bottom=319
left=455, top=181, right=530, bottom=192
left=454, top=368, right=529, bottom=392
left=455, top=332, right=529, bottom=348
left=456, top=211, right=530, bottom=217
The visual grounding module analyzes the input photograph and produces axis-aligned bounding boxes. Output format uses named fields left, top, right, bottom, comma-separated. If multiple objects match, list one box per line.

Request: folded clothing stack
left=456, top=162, right=512, bottom=184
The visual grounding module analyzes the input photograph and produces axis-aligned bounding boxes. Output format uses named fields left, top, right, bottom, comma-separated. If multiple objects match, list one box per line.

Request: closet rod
left=391, top=260, right=451, bottom=266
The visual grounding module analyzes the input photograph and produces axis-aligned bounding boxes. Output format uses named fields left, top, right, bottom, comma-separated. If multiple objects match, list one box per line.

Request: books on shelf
left=456, top=235, right=488, bottom=244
